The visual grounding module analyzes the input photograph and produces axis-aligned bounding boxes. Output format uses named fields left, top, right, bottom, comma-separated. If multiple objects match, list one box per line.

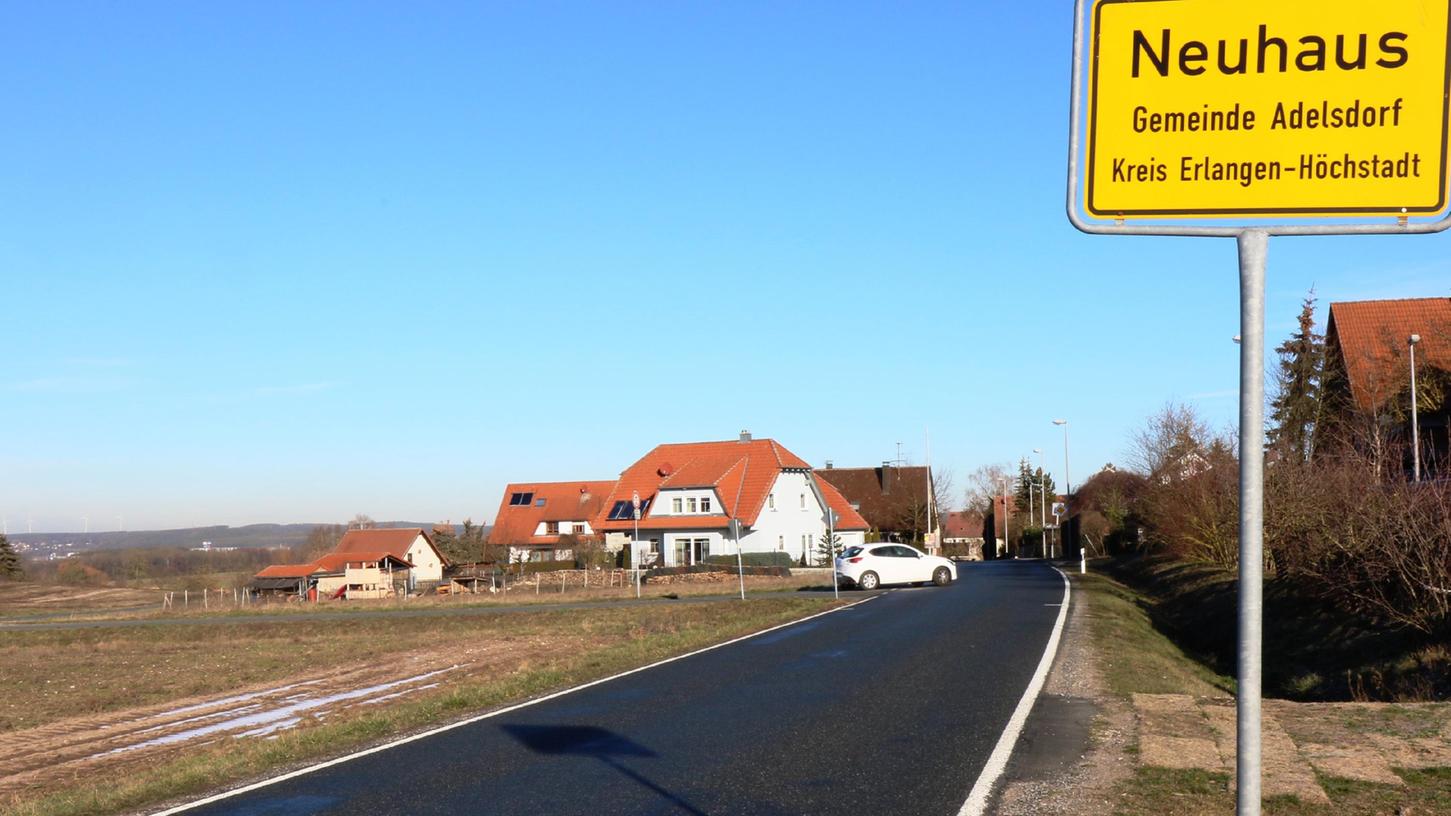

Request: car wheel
left=932, top=566, right=952, bottom=586
left=857, top=571, right=880, bottom=591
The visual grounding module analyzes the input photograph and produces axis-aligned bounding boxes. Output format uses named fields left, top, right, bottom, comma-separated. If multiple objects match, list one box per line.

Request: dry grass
left=1075, top=569, right=1451, bottom=814
left=0, top=572, right=829, bottom=624
left=0, top=583, right=160, bottom=616
left=0, top=596, right=843, bottom=816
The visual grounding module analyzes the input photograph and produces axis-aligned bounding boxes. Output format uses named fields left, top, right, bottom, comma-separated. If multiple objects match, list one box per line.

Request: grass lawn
left=1073, top=568, right=1451, bottom=815
left=2, top=595, right=844, bottom=816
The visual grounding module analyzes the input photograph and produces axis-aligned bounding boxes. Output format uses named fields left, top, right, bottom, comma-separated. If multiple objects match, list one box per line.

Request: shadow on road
left=501, top=724, right=708, bottom=815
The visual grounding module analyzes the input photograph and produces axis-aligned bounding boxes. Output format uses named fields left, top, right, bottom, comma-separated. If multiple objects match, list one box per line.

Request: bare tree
left=1127, top=402, right=1214, bottom=479
left=964, top=464, right=1011, bottom=513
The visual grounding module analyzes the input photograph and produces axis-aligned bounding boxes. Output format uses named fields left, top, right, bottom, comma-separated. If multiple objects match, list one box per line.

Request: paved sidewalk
left=1134, top=693, right=1451, bottom=802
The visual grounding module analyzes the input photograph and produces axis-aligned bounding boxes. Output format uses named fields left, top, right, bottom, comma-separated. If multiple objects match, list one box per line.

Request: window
left=545, top=521, right=559, bottom=535
left=777, top=535, right=784, bottom=550
left=801, top=534, right=811, bottom=551
left=701, top=497, right=711, bottom=513
left=608, top=498, right=650, bottom=520
left=672, top=497, right=683, bottom=513
left=535, top=497, right=546, bottom=507
left=768, top=494, right=776, bottom=510
left=799, top=493, right=806, bottom=509
left=686, top=497, right=697, bottom=513
left=509, top=492, right=534, bottom=506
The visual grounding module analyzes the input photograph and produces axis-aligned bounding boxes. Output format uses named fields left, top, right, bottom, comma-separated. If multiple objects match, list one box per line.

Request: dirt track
left=0, top=636, right=569, bottom=797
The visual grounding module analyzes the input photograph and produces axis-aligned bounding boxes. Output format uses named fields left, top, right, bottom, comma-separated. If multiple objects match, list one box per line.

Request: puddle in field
left=105, top=667, right=457, bottom=755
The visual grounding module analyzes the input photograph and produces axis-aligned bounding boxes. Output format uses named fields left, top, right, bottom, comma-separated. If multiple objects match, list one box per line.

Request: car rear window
left=842, top=546, right=863, bottom=558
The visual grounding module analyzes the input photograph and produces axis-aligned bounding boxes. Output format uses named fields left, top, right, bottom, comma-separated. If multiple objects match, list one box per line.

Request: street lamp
left=1410, top=333, right=1421, bottom=482
left=1053, top=419, right=1071, bottom=562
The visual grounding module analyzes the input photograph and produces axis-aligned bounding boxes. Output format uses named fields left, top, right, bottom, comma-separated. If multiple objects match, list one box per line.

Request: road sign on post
left=1068, top=4, right=1451, bottom=814
left=1084, top=0, right=1451, bottom=219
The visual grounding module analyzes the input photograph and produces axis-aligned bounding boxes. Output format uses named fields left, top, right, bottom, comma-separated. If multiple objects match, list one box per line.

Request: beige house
left=249, top=527, right=450, bottom=600
left=311, top=552, right=412, bottom=600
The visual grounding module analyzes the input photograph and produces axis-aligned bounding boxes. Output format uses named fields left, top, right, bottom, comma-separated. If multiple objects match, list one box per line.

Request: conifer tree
left=1268, top=291, right=1325, bottom=462
left=0, top=534, right=23, bottom=580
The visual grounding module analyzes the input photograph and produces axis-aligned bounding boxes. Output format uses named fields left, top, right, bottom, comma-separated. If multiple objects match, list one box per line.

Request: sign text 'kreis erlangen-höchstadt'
left=1085, top=0, right=1451, bottom=218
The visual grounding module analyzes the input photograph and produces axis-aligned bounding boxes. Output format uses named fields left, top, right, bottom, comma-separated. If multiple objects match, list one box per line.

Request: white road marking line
left=957, top=566, right=1071, bottom=816
left=150, top=595, right=880, bottom=815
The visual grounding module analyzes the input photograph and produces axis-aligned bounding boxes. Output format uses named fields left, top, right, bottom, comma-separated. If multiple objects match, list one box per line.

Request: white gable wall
left=405, top=534, right=444, bottom=583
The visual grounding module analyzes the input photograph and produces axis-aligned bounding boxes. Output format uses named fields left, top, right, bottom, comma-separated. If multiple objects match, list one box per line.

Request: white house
left=487, top=480, right=617, bottom=563
left=592, top=432, right=870, bottom=567
left=333, top=528, right=447, bottom=591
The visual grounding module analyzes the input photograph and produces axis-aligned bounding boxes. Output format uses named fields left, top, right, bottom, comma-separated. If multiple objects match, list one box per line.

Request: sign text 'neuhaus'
left=1085, top=0, right=1451, bottom=218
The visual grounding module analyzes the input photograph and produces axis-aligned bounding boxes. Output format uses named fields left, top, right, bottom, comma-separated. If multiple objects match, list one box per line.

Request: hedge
left=704, top=552, right=795, bottom=568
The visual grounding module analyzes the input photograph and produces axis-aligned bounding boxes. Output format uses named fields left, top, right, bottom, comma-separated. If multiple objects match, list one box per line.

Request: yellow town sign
left=1086, top=0, right=1451, bottom=218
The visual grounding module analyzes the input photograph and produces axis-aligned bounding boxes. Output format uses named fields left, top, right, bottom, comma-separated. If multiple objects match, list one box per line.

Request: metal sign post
left=1068, top=2, right=1451, bottom=812
left=729, top=518, right=746, bottom=601
left=828, top=509, right=840, bottom=601
left=631, top=491, right=642, bottom=599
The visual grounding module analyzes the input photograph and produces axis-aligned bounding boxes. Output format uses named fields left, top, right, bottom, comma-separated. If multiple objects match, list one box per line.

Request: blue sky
left=3, top=2, right=1449, bottom=532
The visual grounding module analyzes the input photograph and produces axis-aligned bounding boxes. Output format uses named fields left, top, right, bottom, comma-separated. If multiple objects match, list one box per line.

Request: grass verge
left=2, top=596, right=843, bottom=816
left=1072, top=569, right=1451, bottom=815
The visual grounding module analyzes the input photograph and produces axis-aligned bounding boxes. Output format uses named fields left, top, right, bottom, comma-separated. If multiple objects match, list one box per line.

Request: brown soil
left=0, top=636, right=572, bottom=797
left=0, top=584, right=159, bottom=614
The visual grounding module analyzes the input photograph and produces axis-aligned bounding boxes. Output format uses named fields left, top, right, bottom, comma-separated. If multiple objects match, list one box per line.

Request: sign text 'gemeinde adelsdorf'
left=1086, top=0, right=1451, bottom=218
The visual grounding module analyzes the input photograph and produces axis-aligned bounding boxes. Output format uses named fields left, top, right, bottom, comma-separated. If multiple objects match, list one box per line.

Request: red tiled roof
left=1328, top=298, right=1451, bottom=411
left=310, top=551, right=412, bottom=573
left=815, top=477, right=871, bottom=531
left=333, top=528, right=444, bottom=564
left=815, top=466, right=933, bottom=534
left=943, top=510, right=984, bottom=539
left=594, top=438, right=814, bottom=531
left=487, top=480, right=616, bottom=546
left=254, top=563, right=321, bottom=579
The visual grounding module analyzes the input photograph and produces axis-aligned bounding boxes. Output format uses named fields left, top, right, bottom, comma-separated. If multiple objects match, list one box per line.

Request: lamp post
left=1053, top=419, right=1071, bottom=561
left=1410, top=334, right=1421, bottom=482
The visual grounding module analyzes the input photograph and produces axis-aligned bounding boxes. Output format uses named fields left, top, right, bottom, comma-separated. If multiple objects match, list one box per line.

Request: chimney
left=825, top=459, right=833, bottom=469
left=739, top=430, right=752, bottom=442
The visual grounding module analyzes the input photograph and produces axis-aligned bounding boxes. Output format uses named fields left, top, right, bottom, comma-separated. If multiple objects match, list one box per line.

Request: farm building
left=248, top=552, right=412, bottom=601
left=249, top=526, right=447, bottom=599
left=332, top=528, right=447, bottom=592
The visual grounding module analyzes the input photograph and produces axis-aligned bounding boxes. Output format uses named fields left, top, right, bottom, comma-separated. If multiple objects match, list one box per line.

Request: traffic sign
left=1083, top=0, right=1451, bottom=218
left=1052, top=502, right=1066, bottom=518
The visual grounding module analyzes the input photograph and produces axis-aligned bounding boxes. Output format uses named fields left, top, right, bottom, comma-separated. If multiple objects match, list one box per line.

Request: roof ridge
left=730, top=457, right=749, bottom=522
left=713, top=456, right=747, bottom=486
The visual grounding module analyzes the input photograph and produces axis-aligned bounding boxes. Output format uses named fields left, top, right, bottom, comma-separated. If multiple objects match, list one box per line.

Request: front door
left=691, top=538, right=708, bottom=565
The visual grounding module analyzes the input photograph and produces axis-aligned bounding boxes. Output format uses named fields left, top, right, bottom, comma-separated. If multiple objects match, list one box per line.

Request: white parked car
left=835, top=543, right=957, bottom=590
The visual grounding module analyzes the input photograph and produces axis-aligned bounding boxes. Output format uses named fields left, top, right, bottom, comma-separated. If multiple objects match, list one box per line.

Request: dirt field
left=0, top=595, right=840, bottom=816
left=0, top=583, right=160, bottom=615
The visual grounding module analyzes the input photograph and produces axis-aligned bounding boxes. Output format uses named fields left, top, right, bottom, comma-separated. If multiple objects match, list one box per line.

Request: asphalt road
left=170, top=559, right=1067, bottom=816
